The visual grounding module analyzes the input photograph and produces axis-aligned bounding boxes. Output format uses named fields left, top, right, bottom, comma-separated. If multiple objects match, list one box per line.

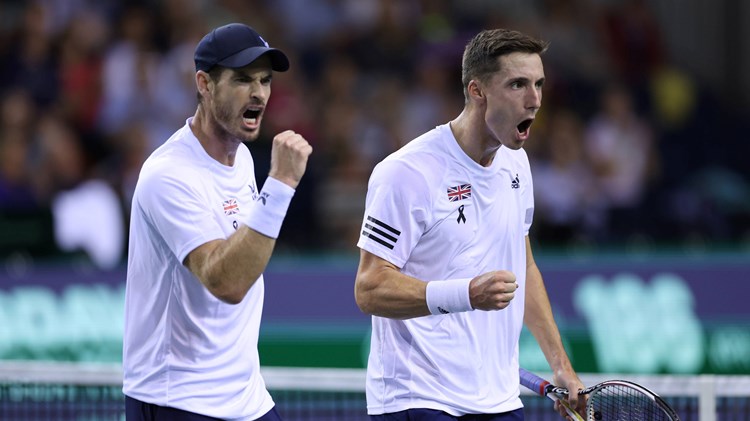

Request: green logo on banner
left=573, top=273, right=704, bottom=373
left=0, top=284, right=125, bottom=361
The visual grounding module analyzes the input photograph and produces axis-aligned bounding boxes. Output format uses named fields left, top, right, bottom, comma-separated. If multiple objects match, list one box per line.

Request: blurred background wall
left=0, top=0, right=749, bottom=375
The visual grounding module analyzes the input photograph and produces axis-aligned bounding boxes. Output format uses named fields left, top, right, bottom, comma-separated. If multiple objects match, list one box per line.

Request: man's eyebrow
left=508, top=76, right=530, bottom=84
left=507, top=76, right=545, bottom=85
left=232, top=69, right=273, bottom=79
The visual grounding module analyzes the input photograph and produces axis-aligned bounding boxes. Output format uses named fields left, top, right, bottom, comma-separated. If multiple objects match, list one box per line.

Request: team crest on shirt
left=223, top=198, right=240, bottom=215
left=447, top=183, right=472, bottom=202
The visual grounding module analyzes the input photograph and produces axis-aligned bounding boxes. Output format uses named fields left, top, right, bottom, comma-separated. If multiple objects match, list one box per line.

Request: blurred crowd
left=1, top=0, right=749, bottom=269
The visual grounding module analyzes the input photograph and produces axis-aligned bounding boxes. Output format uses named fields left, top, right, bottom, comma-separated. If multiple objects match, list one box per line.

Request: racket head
left=586, top=380, right=680, bottom=421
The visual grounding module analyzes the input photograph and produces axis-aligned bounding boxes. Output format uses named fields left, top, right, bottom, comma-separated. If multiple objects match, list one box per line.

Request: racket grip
left=519, top=368, right=550, bottom=396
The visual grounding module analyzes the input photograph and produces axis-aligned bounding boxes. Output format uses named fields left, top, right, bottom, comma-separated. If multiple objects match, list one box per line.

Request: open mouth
left=517, top=118, right=533, bottom=134
left=243, top=109, right=261, bottom=125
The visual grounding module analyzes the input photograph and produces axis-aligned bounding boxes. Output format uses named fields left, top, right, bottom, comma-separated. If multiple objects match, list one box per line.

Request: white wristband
left=245, top=177, right=295, bottom=239
left=425, top=278, right=473, bottom=315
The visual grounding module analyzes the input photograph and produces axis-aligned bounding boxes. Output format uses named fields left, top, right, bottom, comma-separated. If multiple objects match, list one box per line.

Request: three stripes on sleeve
left=362, top=216, right=400, bottom=250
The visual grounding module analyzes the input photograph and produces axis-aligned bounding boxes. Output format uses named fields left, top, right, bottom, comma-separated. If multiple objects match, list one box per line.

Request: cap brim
left=217, top=47, right=290, bottom=72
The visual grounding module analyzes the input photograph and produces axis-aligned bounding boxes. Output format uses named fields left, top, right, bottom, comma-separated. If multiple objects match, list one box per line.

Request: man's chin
left=500, top=137, right=525, bottom=150
left=238, top=127, right=261, bottom=143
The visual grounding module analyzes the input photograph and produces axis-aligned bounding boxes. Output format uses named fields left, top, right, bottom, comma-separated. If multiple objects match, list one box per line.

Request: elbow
left=354, top=279, right=377, bottom=315
left=354, top=288, right=372, bottom=315
left=204, top=276, right=247, bottom=305
left=215, top=290, right=245, bottom=305
left=356, top=295, right=375, bottom=316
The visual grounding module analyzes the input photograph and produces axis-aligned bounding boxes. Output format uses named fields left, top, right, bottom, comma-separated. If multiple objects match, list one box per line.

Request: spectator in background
left=399, top=51, right=462, bottom=142
left=0, top=88, right=37, bottom=210
left=0, top=2, right=59, bottom=108
left=537, top=0, right=611, bottom=117
left=584, top=82, right=660, bottom=241
left=598, top=0, right=665, bottom=109
left=98, top=4, right=161, bottom=148
left=532, top=109, right=604, bottom=246
left=57, top=10, right=107, bottom=136
left=33, top=114, right=125, bottom=269
left=311, top=56, right=369, bottom=249
left=0, top=130, right=36, bottom=210
left=0, top=0, right=748, bottom=260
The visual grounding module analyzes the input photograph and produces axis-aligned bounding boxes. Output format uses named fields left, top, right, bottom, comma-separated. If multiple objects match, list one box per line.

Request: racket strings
left=589, top=384, right=673, bottom=421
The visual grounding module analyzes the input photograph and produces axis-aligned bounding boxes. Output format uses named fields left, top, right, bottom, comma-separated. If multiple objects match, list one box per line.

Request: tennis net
left=0, top=361, right=748, bottom=420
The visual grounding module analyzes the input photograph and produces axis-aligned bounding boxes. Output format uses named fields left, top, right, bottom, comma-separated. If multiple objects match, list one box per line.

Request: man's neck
left=449, top=110, right=500, bottom=167
left=190, top=107, right=239, bottom=167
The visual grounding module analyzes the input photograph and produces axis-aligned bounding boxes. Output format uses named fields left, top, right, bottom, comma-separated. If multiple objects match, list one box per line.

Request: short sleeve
left=520, top=150, right=535, bottom=235
left=136, top=168, right=225, bottom=263
left=357, top=159, right=431, bottom=268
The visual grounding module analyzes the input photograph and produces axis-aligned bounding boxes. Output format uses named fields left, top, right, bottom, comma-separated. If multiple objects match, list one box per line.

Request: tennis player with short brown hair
left=355, top=28, right=584, bottom=421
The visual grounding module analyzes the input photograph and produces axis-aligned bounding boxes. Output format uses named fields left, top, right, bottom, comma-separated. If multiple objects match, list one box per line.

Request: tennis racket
left=519, top=368, right=680, bottom=421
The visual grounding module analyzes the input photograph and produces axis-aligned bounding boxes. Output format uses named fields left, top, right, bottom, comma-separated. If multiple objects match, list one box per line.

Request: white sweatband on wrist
left=425, top=278, right=473, bottom=315
left=245, top=177, right=295, bottom=239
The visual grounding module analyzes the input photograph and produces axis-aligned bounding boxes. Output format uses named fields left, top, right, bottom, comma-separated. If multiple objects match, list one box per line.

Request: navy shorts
left=125, top=395, right=283, bottom=421
left=370, top=408, right=524, bottom=421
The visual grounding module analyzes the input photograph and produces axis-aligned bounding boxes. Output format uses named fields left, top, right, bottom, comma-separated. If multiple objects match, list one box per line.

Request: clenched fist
left=268, top=130, right=313, bottom=189
left=469, top=270, right=518, bottom=311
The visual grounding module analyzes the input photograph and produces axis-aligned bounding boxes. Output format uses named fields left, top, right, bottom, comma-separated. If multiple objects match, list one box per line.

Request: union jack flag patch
left=223, top=198, right=239, bottom=215
left=447, top=184, right=472, bottom=202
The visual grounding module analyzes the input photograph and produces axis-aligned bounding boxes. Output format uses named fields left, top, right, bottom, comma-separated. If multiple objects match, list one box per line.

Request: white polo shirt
left=357, top=123, right=534, bottom=416
left=123, top=118, right=274, bottom=420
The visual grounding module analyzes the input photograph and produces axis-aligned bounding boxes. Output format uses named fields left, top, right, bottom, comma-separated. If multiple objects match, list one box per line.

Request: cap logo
left=194, top=23, right=289, bottom=72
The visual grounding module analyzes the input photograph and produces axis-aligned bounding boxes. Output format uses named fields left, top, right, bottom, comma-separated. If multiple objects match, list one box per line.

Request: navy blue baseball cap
left=194, top=23, right=290, bottom=73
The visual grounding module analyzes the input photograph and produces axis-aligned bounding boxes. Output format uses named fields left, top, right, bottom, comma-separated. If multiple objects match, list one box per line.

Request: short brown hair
left=461, top=29, right=549, bottom=98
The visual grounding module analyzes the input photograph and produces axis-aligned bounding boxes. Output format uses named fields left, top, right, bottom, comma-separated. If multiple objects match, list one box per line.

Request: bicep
left=355, top=249, right=400, bottom=298
left=183, top=238, right=226, bottom=296
left=354, top=249, right=429, bottom=319
left=140, top=170, right=224, bottom=263
left=183, top=239, right=221, bottom=278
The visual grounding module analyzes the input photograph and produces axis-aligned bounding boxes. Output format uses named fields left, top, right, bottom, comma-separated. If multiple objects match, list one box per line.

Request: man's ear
left=468, top=80, right=484, bottom=100
left=196, top=70, right=212, bottom=97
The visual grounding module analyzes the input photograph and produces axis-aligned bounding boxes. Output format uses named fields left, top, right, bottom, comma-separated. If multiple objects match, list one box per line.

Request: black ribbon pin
left=457, top=205, right=466, bottom=224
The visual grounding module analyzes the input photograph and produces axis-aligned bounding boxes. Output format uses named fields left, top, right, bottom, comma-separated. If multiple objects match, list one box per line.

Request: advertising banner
left=0, top=252, right=748, bottom=374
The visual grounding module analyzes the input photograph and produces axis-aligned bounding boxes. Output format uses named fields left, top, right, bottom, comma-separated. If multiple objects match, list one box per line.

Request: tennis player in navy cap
left=122, top=23, right=312, bottom=421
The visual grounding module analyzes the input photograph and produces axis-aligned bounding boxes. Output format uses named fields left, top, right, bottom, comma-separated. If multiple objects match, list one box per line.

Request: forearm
left=523, top=237, right=574, bottom=375
left=355, top=248, right=519, bottom=319
left=187, top=177, right=294, bottom=304
left=524, top=262, right=573, bottom=374
left=525, top=256, right=585, bottom=414
left=188, top=225, right=275, bottom=304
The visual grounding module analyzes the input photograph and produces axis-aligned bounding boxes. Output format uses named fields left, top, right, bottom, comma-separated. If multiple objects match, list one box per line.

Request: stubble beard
left=213, top=100, right=258, bottom=143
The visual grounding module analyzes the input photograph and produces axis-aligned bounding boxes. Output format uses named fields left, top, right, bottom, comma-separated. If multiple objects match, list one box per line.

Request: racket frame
left=519, top=368, right=680, bottom=421
left=520, top=368, right=583, bottom=420
left=584, top=379, right=681, bottom=421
